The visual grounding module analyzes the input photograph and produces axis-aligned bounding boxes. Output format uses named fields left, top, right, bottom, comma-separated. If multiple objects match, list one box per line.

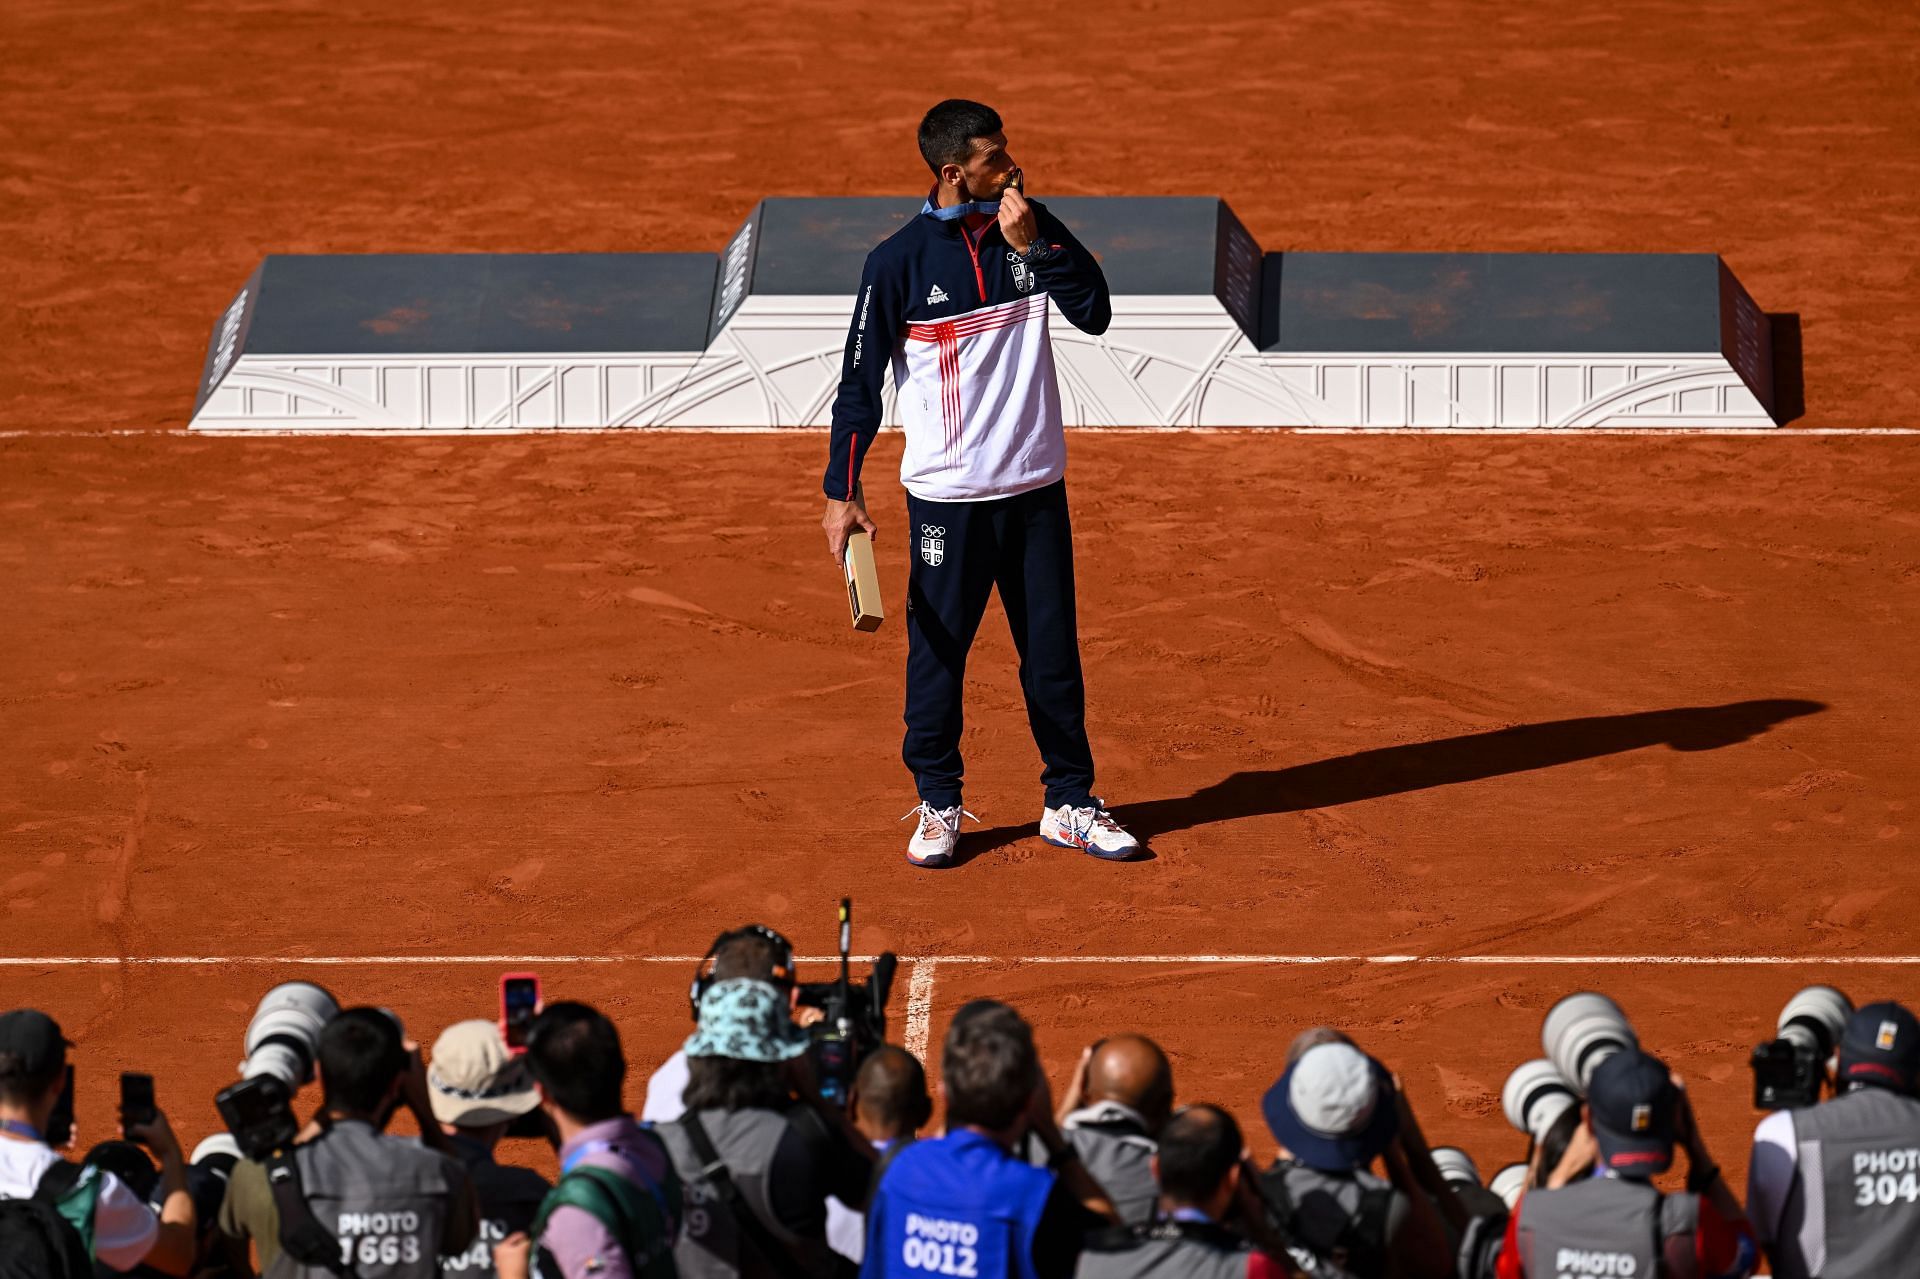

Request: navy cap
left=1586, top=1049, right=1676, bottom=1178
left=1840, top=1001, right=1920, bottom=1093
left=1262, top=1043, right=1401, bottom=1172
left=0, top=1010, right=71, bottom=1078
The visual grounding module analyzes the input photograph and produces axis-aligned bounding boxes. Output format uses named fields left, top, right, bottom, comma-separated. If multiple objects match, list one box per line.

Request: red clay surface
left=2, top=0, right=1918, bottom=1203
left=5, top=430, right=1918, bottom=1189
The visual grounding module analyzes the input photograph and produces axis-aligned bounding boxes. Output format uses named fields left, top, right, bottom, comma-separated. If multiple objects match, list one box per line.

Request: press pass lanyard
left=0, top=1118, right=42, bottom=1141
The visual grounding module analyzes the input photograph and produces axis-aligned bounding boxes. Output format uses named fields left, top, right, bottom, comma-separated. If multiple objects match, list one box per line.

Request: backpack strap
left=32, top=1160, right=99, bottom=1261
left=265, top=1146, right=353, bottom=1276
left=681, top=1110, right=812, bottom=1279
left=31, top=1160, right=83, bottom=1204
left=1342, top=1184, right=1394, bottom=1275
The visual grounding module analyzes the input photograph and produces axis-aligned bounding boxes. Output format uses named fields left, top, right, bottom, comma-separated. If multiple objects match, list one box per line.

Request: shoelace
left=900, top=802, right=979, bottom=837
left=1064, top=803, right=1127, bottom=843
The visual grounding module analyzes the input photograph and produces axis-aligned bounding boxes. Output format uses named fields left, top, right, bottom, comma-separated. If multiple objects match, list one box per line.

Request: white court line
left=4, top=953, right=1920, bottom=966
left=903, top=961, right=937, bottom=1062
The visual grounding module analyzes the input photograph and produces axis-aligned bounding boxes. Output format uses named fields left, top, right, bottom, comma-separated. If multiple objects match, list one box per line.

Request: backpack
left=1257, top=1162, right=1393, bottom=1279
left=530, top=1158, right=681, bottom=1279
left=0, top=1160, right=97, bottom=1279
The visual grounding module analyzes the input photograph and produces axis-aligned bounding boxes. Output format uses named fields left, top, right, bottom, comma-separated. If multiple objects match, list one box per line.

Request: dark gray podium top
left=242, top=253, right=719, bottom=356
left=1264, top=252, right=1728, bottom=354
left=735, top=195, right=1238, bottom=295
left=712, top=195, right=1260, bottom=340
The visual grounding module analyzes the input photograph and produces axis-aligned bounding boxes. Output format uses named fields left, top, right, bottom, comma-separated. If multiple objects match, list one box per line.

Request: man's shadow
left=956, top=699, right=1825, bottom=862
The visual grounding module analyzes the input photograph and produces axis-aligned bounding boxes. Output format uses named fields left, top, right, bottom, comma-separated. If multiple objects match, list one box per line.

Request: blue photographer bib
left=863, top=1131, right=1053, bottom=1279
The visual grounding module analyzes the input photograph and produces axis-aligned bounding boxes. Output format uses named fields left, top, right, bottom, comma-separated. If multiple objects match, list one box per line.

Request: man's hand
left=493, top=1233, right=532, bottom=1279
left=1546, top=1121, right=1600, bottom=1189
left=1055, top=1043, right=1095, bottom=1126
left=998, top=186, right=1039, bottom=256
left=124, top=1106, right=183, bottom=1166
left=399, top=1040, right=454, bottom=1153
left=822, top=488, right=877, bottom=564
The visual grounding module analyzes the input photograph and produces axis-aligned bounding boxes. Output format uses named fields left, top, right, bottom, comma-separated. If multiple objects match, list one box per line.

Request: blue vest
left=862, top=1130, right=1055, bottom=1279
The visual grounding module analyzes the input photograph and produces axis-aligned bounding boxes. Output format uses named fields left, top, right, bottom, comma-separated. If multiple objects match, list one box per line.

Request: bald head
left=1087, top=1034, right=1175, bottom=1132
left=852, top=1046, right=932, bottom=1143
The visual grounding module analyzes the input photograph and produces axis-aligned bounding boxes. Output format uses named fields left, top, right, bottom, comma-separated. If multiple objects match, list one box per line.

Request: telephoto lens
left=238, top=981, right=341, bottom=1087
left=1488, top=1163, right=1529, bottom=1209
left=1542, top=992, right=1638, bottom=1094
left=1778, top=985, right=1852, bottom=1059
left=1502, top=1058, right=1579, bottom=1141
left=1429, top=1146, right=1482, bottom=1189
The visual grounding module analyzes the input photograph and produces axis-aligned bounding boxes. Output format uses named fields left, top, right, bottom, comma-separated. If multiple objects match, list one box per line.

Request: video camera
left=1752, top=985, right=1851, bottom=1110
left=794, top=898, right=897, bottom=1107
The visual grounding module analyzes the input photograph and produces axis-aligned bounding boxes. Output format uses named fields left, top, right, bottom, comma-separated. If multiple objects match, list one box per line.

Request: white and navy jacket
left=823, top=191, right=1111, bottom=503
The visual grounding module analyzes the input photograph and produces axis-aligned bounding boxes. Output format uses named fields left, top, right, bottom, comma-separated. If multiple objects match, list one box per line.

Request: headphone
left=689, top=924, right=797, bottom=1020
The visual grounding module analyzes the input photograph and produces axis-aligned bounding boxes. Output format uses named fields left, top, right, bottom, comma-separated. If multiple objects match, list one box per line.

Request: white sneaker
left=1040, top=798, right=1144, bottom=861
left=901, top=801, right=977, bottom=868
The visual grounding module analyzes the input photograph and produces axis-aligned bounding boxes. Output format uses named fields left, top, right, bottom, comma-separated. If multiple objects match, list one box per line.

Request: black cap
left=0, top=1010, right=71, bottom=1079
left=1840, top=1002, right=1920, bottom=1093
left=1586, top=1049, right=1676, bottom=1178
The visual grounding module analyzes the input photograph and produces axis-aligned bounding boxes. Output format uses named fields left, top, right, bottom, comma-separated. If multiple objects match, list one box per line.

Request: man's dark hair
left=918, top=100, right=1002, bottom=174
left=526, top=1002, right=627, bottom=1123
left=855, top=1046, right=932, bottom=1137
left=942, top=1001, right=1038, bottom=1131
left=1157, top=1104, right=1243, bottom=1206
left=0, top=1058, right=61, bottom=1107
left=712, top=930, right=789, bottom=987
left=318, top=1008, right=408, bottom=1115
left=683, top=1054, right=791, bottom=1113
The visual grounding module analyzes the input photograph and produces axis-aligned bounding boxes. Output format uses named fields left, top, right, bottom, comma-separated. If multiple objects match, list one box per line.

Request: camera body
left=795, top=900, right=897, bottom=1107
left=216, top=1075, right=300, bottom=1162
left=1751, top=986, right=1851, bottom=1111
left=1751, top=1038, right=1823, bottom=1111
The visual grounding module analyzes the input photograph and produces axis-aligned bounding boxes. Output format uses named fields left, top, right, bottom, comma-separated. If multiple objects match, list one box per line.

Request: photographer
left=218, top=1007, right=479, bottom=1277
left=493, top=1002, right=680, bottom=1279
left=1258, top=1039, right=1453, bottom=1279
left=1078, top=1104, right=1298, bottom=1279
left=1747, top=1000, right=1920, bottom=1278
left=1046, top=1036, right=1175, bottom=1228
left=1496, top=1049, right=1756, bottom=1279
left=0, top=1009, right=197, bottom=1276
left=427, top=1021, right=552, bottom=1277
left=657, top=978, right=875, bottom=1279
left=863, top=999, right=1120, bottom=1279
left=645, top=927, right=810, bottom=1125
left=828, top=1047, right=934, bottom=1265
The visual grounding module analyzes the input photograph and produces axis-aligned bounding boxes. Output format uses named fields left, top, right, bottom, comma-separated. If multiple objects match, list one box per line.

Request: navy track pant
left=903, top=479, right=1095, bottom=811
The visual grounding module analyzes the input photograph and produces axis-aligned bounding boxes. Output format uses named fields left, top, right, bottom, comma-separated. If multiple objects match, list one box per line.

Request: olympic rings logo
left=920, top=525, right=946, bottom=537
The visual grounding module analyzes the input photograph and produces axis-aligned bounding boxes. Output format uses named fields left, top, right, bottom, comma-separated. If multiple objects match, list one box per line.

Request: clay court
left=4, top=0, right=1919, bottom=1195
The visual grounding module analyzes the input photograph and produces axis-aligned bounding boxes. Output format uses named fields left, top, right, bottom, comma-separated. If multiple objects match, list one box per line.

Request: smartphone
left=46, top=1065, right=75, bottom=1148
left=500, top=973, right=542, bottom=1054
left=120, top=1072, right=156, bottom=1136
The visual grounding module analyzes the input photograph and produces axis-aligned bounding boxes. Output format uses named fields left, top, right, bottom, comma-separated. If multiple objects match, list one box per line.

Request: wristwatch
left=1019, top=239, right=1057, bottom=266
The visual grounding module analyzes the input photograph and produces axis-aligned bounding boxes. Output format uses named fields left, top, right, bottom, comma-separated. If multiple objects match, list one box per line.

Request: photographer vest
left=657, top=1107, right=838, bottom=1279
left=1078, top=1218, right=1255, bottom=1279
left=268, top=1121, right=458, bottom=1279
left=1512, top=1176, right=1697, bottom=1279
left=1258, top=1161, right=1399, bottom=1279
left=867, top=1130, right=1054, bottom=1279
left=1061, top=1107, right=1160, bottom=1229
left=440, top=1136, right=550, bottom=1278
left=1789, top=1086, right=1920, bottom=1278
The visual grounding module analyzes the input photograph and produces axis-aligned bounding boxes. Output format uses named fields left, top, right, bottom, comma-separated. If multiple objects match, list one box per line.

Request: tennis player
left=820, top=99, right=1143, bottom=869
